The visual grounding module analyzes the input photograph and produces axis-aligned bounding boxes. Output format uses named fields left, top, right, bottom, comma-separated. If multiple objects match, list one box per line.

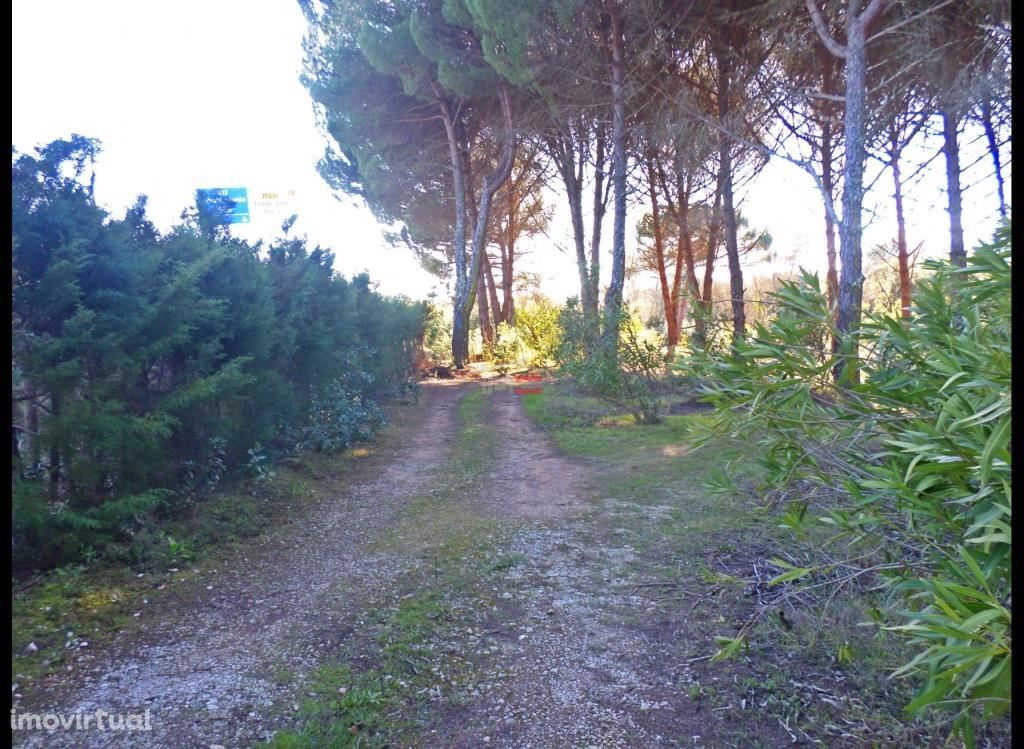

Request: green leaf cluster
left=690, top=225, right=1012, bottom=742
left=513, top=297, right=563, bottom=368
left=559, top=301, right=668, bottom=425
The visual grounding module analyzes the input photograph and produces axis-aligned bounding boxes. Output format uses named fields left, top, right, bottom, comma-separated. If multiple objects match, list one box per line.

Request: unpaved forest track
left=439, top=389, right=664, bottom=747
left=14, top=381, right=791, bottom=749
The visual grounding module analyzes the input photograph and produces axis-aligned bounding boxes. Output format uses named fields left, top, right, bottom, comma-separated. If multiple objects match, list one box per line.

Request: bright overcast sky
left=12, top=0, right=1007, bottom=304
left=12, top=0, right=443, bottom=300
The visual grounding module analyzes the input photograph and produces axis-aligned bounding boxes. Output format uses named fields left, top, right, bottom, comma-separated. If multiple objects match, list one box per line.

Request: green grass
left=266, top=387, right=520, bottom=748
left=518, top=378, right=955, bottom=746
left=455, top=388, right=493, bottom=472
left=10, top=462, right=325, bottom=687
left=523, top=383, right=718, bottom=458
left=265, top=602, right=433, bottom=749
left=369, top=389, right=504, bottom=560
left=520, top=388, right=610, bottom=428
left=11, top=563, right=139, bottom=685
left=548, top=414, right=693, bottom=457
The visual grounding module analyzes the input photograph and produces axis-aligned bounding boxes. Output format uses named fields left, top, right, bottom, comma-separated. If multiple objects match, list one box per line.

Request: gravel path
left=427, top=389, right=670, bottom=748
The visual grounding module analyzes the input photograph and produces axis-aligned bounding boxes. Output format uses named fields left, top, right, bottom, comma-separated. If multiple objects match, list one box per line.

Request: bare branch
left=865, top=0, right=955, bottom=46
left=803, top=90, right=845, bottom=103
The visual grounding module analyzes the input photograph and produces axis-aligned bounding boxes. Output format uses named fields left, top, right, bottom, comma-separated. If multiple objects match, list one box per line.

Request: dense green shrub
left=479, top=298, right=562, bottom=374
left=488, top=322, right=521, bottom=375
left=289, top=380, right=387, bottom=453
left=690, top=226, right=1011, bottom=744
left=514, top=297, right=562, bottom=368
left=558, top=300, right=667, bottom=424
left=422, top=301, right=453, bottom=366
left=11, top=137, right=426, bottom=573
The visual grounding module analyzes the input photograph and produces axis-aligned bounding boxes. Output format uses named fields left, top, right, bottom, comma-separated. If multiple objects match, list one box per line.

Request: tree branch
left=859, top=0, right=887, bottom=29
left=804, top=0, right=847, bottom=59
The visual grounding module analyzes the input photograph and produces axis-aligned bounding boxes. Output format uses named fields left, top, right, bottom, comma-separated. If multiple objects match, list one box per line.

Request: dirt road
left=13, top=381, right=790, bottom=749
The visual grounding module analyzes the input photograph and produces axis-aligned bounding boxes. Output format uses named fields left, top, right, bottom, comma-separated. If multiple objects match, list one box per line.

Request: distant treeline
left=12, top=136, right=426, bottom=572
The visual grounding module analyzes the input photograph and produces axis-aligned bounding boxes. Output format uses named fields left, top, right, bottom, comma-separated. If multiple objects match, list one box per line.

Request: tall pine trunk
left=668, top=213, right=688, bottom=361
left=716, top=43, right=745, bottom=343
left=941, top=107, right=966, bottom=267
left=834, top=19, right=870, bottom=383
left=477, top=264, right=494, bottom=347
left=603, top=3, right=628, bottom=355
left=820, top=52, right=841, bottom=314
left=678, top=198, right=699, bottom=306
left=437, top=94, right=470, bottom=367
left=482, top=251, right=502, bottom=332
left=499, top=185, right=517, bottom=325
left=499, top=239, right=515, bottom=325
left=557, top=131, right=592, bottom=323
left=891, top=137, right=912, bottom=320
left=646, top=155, right=676, bottom=359
left=660, top=159, right=690, bottom=360
left=462, top=86, right=517, bottom=346
left=678, top=202, right=699, bottom=351
left=979, top=101, right=1007, bottom=220
left=822, top=122, right=839, bottom=311
left=588, top=126, right=607, bottom=350
left=695, top=194, right=722, bottom=346
left=805, top=0, right=886, bottom=384
left=554, top=124, right=601, bottom=351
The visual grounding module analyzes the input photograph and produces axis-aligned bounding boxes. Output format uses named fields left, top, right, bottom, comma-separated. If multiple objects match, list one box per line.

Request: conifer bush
left=559, top=301, right=667, bottom=424
left=11, top=137, right=426, bottom=572
left=514, top=298, right=563, bottom=369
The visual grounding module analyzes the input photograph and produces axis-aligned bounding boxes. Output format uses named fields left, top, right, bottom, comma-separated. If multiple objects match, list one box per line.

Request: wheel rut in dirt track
left=433, top=388, right=670, bottom=748
left=15, top=382, right=470, bottom=749
left=472, top=386, right=589, bottom=521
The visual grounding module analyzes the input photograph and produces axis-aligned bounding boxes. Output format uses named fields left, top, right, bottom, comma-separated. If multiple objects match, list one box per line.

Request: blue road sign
left=196, top=187, right=250, bottom=224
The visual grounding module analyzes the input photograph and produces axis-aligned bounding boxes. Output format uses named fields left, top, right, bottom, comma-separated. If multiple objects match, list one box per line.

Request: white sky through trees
left=12, top=0, right=1007, bottom=303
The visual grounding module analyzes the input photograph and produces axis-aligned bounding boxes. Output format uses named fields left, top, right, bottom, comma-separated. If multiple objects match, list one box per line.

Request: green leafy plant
left=422, top=301, right=453, bottom=367
left=559, top=301, right=667, bottom=424
left=246, top=444, right=276, bottom=484
left=690, top=225, right=1012, bottom=743
left=489, top=321, right=521, bottom=375
left=514, top=297, right=563, bottom=368
left=163, top=535, right=195, bottom=565
left=291, top=381, right=387, bottom=454
left=180, top=437, right=228, bottom=507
